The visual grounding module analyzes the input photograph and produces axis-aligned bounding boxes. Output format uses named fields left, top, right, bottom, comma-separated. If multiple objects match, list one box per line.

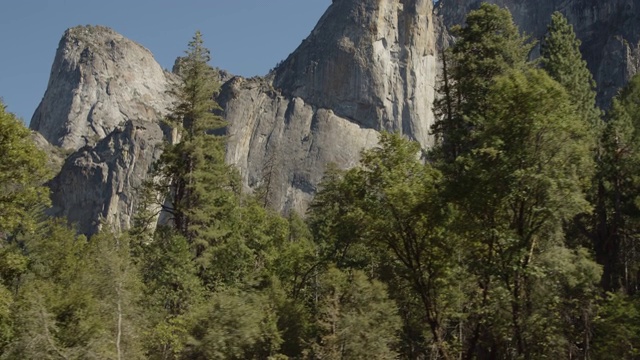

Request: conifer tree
left=150, top=31, right=242, bottom=286
left=541, top=12, right=601, bottom=128
left=432, top=3, right=531, bottom=167
left=597, top=74, right=640, bottom=293
left=430, top=5, right=599, bottom=357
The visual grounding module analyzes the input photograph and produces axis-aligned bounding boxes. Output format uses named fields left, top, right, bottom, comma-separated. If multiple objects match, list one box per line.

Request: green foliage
left=0, top=285, right=13, bottom=352
left=183, top=289, right=283, bottom=360
left=167, top=30, right=224, bottom=136
left=309, top=267, right=401, bottom=360
left=592, top=293, right=640, bottom=359
left=3, top=220, right=91, bottom=359
left=541, top=12, right=601, bottom=128
left=139, top=228, right=203, bottom=358
left=310, top=133, right=463, bottom=358
left=468, top=68, right=593, bottom=221
left=452, top=68, right=596, bottom=358
left=82, top=231, right=146, bottom=359
left=597, top=74, right=640, bottom=292
left=0, top=101, right=51, bottom=236
left=146, top=31, right=247, bottom=291
left=433, top=3, right=532, bottom=166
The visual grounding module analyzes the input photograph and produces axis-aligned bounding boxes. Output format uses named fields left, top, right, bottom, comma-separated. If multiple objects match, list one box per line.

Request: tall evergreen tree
left=432, top=3, right=531, bottom=167
left=149, top=31, right=243, bottom=287
left=597, top=74, right=640, bottom=293
left=541, top=12, right=601, bottom=128
left=431, top=5, right=599, bottom=357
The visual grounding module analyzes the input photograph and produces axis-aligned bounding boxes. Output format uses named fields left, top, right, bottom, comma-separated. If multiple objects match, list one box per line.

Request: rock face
left=221, top=0, right=439, bottom=213
left=273, top=0, right=438, bottom=145
left=30, top=25, right=177, bottom=150
left=48, top=120, right=164, bottom=235
left=437, top=0, right=640, bottom=107
left=220, top=78, right=380, bottom=213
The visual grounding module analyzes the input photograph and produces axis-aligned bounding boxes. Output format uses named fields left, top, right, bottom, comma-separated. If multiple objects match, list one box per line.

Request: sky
left=0, top=1, right=332, bottom=123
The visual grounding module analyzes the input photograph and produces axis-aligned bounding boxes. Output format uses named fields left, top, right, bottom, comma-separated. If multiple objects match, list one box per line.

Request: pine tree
left=597, top=74, right=640, bottom=293
left=541, top=12, right=601, bottom=128
left=432, top=3, right=532, bottom=167
left=151, top=31, right=243, bottom=286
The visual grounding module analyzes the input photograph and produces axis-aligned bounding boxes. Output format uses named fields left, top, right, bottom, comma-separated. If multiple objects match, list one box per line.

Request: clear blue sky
left=0, top=1, right=332, bottom=123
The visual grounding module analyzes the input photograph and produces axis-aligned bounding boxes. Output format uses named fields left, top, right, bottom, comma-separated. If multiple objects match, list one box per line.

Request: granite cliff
left=221, top=0, right=439, bottom=213
left=31, top=0, right=640, bottom=234
left=30, top=25, right=177, bottom=151
left=48, top=120, right=164, bottom=235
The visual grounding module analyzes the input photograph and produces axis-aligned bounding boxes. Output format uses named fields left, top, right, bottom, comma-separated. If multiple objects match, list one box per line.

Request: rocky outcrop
left=31, top=132, right=66, bottom=175
left=30, top=25, right=177, bottom=150
left=48, top=120, right=164, bottom=235
left=437, top=0, right=640, bottom=107
left=221, top=0, right=439, bottom=213
left=220, top=77, right=379, bottom=213
left=273, top=0, right=438, bottom=145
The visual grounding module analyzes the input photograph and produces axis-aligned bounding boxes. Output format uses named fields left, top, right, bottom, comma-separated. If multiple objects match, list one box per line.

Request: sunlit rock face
left=30, top=25, right=177, bottom=151
left=438, top=0, right=640, bottom=107
left=221, top=0, right=440, bottom=214
left=48, top=120, right=164, bottom=235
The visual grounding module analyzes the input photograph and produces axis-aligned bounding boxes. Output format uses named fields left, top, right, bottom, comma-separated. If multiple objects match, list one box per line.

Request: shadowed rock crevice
left=48, top=120, right=164, bottom=235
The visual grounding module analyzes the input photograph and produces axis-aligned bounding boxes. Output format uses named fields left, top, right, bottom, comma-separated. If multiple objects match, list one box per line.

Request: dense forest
left=2, top=4, right=640, bottom=359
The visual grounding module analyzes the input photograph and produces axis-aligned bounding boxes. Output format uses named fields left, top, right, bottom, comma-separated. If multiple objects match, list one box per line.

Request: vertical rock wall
left=48, top=120, right=164, bottom=235
left=221, top=0, right=439, bottom=214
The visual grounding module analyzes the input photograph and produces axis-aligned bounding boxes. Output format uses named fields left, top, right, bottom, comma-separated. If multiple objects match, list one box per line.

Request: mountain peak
left=272, top=0, right=438, bottom=146
left=30, top=25, right=177, bottom=150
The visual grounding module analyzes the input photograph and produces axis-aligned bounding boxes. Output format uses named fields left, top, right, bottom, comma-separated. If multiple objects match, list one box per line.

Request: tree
left=431, top=6, right=601, bottom=356
left=541, top=12, right=601, bottom=129
left=3, top=220, right=91, bottom=359
left=82, top=231, right=145, bottom=359
left=182, top=289, right=283, bottom=360
left=138, top=228, right=204, bottom=359
left=0, top=101, right=51, bottom=237
left=456, top=68, right=597, bottom=358
left=149, top=31, right=243, bottom=287
left=309, top=267, right=401, bottom=360
left=432, top=3, right=532, bottom=167
left=592, top=292, right=640, bottom=359
left=597, top=74, right=640, bottom=293
left=309, top=133, right=463, bottom=359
